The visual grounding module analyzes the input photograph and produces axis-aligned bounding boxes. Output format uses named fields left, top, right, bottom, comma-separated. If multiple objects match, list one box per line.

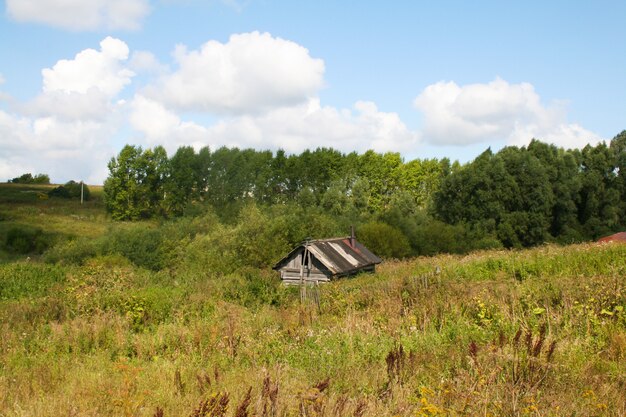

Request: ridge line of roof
left=300, top=236, right=351, bottom=244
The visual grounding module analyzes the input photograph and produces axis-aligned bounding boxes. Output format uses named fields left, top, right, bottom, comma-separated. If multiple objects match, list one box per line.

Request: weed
left=189, top=392, right=230, bottom=417
left=259, top=375, right=279, bottom=417
left=174, top=368, right=186, bottom=396
left=234, top=387, right=252, bottom=417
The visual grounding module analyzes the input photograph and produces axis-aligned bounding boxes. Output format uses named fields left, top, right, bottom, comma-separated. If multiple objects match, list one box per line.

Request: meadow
left=0, top=183, right=624, bottom=416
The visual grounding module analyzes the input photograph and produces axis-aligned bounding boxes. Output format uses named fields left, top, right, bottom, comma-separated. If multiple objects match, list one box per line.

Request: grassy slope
left=0, top=184, right=625, bottom=416
left=0, top=183, right=106, bottom=232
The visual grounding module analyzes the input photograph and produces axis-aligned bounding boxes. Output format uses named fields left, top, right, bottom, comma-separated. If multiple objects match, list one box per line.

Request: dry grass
left=1, top=242, right=625, bottom=416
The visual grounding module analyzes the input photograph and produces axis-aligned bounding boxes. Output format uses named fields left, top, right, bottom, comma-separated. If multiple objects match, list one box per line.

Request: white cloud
left=0, top=73, right=5, bottom=85
left=414, top=78, right=603, bottom=149
left=3, top=34, right=607, bottom=186
left=0, top=38, right=134, bottom=183
left=151, top=32, right=325, bottom=114
left=5, top=0, right=150, bottom=31
left=42, top=37, right=134, bottom=96
left=20, top=90, right=112, bottom=122
left=129, top=95, right=418, bottom=154
left=129, top=51, right=168, bottom=75
left=0, top=110, right=114, bottom=184
left=129, top=95, right=186, bottom=141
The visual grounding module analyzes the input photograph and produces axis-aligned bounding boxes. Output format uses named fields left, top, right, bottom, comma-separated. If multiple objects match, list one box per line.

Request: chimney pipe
left=350, top=225, right=356, bottom=248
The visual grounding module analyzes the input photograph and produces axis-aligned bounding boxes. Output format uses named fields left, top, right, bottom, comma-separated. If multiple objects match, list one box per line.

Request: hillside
left=0, top=183, right=625, bottom=416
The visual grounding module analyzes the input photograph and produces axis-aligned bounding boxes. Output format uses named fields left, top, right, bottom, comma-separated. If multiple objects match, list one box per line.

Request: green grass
left=0, top=183, right=107, bottom=240
left=0, top=183, right=624, bottom=416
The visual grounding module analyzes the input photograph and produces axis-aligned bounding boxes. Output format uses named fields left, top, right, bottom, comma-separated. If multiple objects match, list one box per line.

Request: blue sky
left=0, top=0, right=624, bottom=183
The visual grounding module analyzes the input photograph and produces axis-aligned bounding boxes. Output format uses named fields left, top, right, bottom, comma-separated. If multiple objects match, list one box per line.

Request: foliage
left=4, top=131, right=626, bottom=416
left=102, top=145, right=450, bottom=223
left=434, top=132, right=626, bottom=248
left=9, top=173, right=50, bottom=184
left=103, top=145, right=168, bottom=220
left=358, top=221, right=412, bottom=259
left=4, top=225, right=52, bottom=254
left=48, top=180, right=91, bottom=200
left=2, top=240, right=625, bottom=416
left=100, top=130, right=626, bottom=254
left=0, top=262, right=65, bottom=300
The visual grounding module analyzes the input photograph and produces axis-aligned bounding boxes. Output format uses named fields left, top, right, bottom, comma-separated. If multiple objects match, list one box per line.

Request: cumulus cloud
left=2, top=34, right=606, bottom=185
left=129, top=51, right=168, bottom=75
left=0, top=110, right=114, bottom=183
left=12, top=37, right=133, bottom=122
left=5, top=0, right=150, bottom=31
left=0, top=38, right=134, bottom=183
left=129, top=95, right=418, bottom=154
left=150, top=32, right=325, bottom=114
left=20, top=90, right=112, bottom=122
left=42, top=37, right=134, bottom=96
left=129, top=95, right=188, bottom=142
left=414, top=78, right=602, bottom=149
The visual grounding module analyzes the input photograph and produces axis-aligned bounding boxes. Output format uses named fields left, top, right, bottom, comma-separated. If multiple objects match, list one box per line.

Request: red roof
left=597, top=232, right=626, bottom=243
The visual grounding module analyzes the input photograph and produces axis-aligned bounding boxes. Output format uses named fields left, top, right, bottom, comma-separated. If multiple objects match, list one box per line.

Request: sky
left=0, top=0, right=624, bottom=184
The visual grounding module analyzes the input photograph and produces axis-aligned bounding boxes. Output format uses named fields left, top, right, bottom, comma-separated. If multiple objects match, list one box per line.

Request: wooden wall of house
left=283, top=251, right=304, bottom=269
left=278, top=250, right=333, bottom=284
left=280, top=268, right=330, bottom=285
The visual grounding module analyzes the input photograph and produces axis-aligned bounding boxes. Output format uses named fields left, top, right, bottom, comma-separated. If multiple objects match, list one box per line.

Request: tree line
left=103, top=145, right=450, bottom=219
left=103, top=130, right=626, bottom=256
left=434, top=133, right=626, bottom=246
left=9, top=173, right=50, bottom=184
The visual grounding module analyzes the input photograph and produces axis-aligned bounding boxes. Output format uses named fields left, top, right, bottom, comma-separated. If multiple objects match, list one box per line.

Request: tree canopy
left=103, top=130, right=626, bottom=255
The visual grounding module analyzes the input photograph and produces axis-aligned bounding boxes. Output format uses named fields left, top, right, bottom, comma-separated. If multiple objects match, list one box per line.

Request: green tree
left=577, top=142, right=620, bottom=238
left=609, top=130, right=626, bottom=229
left=527, top=140, right=582, bottom=242
left=434, top=145, right=553, bottom=248
left=139, top=146, right=169, bottom=216
left=358, top=151, right=402, bottom=212
left=164, top=146, right=197, bottom=216
left=358, top=221, right=411, bottom=259
left=496, top=146, right=553, bottom=247
left=33, top=174, right=51, bottom=184
left=104, top=145, right=168, bottom=220
left=320, top=180, right=350, bottom=215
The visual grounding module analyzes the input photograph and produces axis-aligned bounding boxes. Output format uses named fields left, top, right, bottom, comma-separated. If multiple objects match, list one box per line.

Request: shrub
left=358, top=221, right=412, bottom=259
left=48, top=180, right=90, bottom=200
left=102, top=225, right=167, bottom=271
left=4, top=225, right=51, bottom=254
left=221, top=268, right=285, bottom=308
left=44, top=236, right=103, bottom=265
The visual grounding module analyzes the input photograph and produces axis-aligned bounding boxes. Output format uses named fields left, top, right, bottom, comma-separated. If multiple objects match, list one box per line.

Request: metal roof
left=273, top=237, right=382, bottom=276
left=597, top=232, right=626, bottom=243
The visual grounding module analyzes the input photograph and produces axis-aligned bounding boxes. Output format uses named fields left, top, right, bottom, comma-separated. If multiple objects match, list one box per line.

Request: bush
left=48, top=180, right=90, bottom=200
left=4, top=226, right=51, bottom=254
left=221, top=268, right=285, bottom=308
left=358, top=221, right=412, bottom=259
left=44, top=237, right=103, bottom=265
left=103, top=225, right=167, bottom=271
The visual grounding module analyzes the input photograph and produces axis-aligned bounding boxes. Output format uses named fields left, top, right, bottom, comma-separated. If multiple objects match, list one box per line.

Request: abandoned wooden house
left=272, top=231, right=382, bottom=284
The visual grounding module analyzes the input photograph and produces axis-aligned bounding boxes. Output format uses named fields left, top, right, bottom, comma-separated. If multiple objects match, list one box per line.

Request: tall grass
left=1, top=242, right=624, bottom=416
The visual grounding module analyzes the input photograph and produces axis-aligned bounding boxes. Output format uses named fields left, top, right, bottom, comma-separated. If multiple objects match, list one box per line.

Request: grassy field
left=0, top=183, right=625, bottom=416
